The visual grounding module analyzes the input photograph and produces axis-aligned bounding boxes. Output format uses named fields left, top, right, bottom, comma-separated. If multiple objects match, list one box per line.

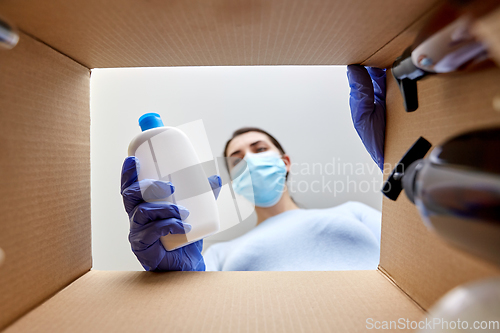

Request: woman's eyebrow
left=229, top=140, right=267, bottom=157
left=229, top=150, right=241, bottom=157
left=250, top=140, right=264, bottom=147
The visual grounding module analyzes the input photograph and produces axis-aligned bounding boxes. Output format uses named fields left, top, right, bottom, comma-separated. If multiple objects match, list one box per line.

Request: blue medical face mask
left=231, top=151, right=287, bottom=207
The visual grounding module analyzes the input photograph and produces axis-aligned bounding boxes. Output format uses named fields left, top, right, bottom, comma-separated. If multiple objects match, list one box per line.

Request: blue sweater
left=204, top=201, right=381, bottom=271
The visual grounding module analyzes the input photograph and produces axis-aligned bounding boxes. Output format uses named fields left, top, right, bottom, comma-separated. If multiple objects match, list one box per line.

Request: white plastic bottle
left=128, top=113, right=220, bottom=251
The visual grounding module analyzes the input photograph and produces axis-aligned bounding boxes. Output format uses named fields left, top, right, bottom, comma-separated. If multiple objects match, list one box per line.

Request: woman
left=204, top=127, right=381, bottom=271
left=120, top=65, right=385, bottom=272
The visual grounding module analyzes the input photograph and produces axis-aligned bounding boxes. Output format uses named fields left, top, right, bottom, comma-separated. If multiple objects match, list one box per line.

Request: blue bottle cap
left=138, top=113, right=164, bottom=132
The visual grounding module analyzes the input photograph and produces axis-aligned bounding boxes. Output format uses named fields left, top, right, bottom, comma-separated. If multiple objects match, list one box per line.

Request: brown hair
left=223, top=127, right=286, bottom=158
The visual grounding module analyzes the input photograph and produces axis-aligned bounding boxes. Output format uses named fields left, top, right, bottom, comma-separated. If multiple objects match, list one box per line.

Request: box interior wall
left=1, top=1, right=500, bottom=331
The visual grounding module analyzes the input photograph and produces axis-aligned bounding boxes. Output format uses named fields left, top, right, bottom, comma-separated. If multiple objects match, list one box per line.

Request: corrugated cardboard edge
left=19, top=28, right=89, bottom=69
left=377, top=266, right=427, bottom=313
left=4, top=270, right=426, bottom=333
left=0, top=0, right=439, bottom=68
left=0, top=31, right=92, bottom=330
left=362, top=2, right=442, bottom=68
left=1, top=270, right=92, bottom=331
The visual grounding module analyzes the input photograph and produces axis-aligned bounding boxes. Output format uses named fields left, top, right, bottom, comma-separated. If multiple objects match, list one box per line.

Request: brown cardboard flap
left=362, top=6, right=440, bottom=69
left=0, top=0, right=438, bottom=68
left=364, top=5, right=500, bottom=69
left=4, top=270, right=424, bottom=332
left=0, top=32, right=91, bottom=330
left=381, top=67, right=500, bottom=310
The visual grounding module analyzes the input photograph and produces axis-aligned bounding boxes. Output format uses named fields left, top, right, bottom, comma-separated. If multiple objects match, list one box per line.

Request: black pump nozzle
left=391, top=47, right=428, bottom=112
left=382, top=137, right=432, bottom=201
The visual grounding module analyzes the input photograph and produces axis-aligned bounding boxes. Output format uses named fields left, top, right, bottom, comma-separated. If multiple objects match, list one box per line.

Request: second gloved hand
left=121, top=156, right=222, bottom=272
left=347, top=65, right=386, bottom=171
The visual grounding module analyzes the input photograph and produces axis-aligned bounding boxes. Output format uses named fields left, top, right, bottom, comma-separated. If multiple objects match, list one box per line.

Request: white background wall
left=90, top=66, right=383, bottom=271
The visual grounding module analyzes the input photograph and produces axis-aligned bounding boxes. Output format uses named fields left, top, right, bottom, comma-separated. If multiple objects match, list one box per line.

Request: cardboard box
left=0, top=1, right=499, bottom=331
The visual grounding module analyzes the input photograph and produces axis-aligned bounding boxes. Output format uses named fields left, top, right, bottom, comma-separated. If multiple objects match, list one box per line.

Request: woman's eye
left=231, top=157, right=242, bottom=166
left=256, top=147, right=267, bottom=152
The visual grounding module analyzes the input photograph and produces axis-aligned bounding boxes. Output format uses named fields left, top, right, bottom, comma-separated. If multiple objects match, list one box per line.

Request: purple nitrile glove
left=120, top=156, right=222, bottom=272
left=347, top=65, right=387, bottom=171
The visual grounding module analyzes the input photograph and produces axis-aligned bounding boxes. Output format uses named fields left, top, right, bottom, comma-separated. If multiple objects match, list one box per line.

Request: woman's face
left=226, top=131, right=290, bottom=172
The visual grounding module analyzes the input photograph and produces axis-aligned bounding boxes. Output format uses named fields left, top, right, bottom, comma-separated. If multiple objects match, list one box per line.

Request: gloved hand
left=121, top=156, right=222, bottom=272
left=347, top=65, right=386, bottom=171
